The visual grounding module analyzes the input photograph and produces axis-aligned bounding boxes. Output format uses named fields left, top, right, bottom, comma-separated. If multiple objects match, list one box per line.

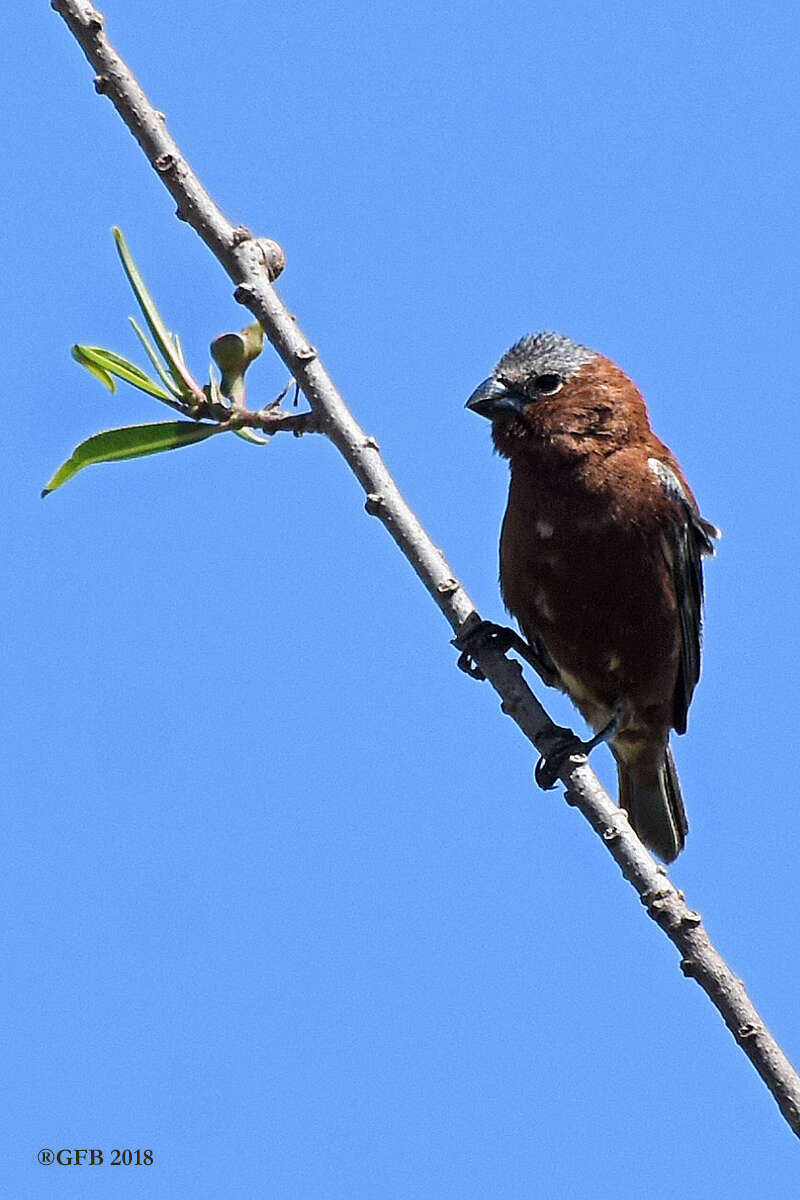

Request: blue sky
left=6, top=1, right=800, bottom=1194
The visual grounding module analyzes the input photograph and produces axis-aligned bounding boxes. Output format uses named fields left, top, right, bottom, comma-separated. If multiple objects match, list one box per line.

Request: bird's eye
left=534, top=373, right=563, bottom=395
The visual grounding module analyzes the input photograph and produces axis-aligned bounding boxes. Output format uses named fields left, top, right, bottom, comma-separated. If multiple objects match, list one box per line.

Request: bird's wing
left=648, top=458, right=720, bottom=735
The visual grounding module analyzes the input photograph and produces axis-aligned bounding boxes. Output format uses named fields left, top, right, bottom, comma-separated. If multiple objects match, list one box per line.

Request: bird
left=464, top=331, right=719, bottom=861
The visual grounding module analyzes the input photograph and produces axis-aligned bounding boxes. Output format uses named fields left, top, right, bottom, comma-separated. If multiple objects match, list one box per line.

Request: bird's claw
left=457, top=650, right=485, bottom=680
left=534, top=708, right=624, bottom=789
left=534, top=735, right=587, bottom=789
left=456, top=622, right=560, bottom=689
left=453, top=620, right=517, bottom=680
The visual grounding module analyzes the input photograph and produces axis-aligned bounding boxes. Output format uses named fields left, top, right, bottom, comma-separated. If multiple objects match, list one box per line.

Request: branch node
left=640, top=885, right=672, bottom=909
left=256, top=238, right=286, bottom=281
left=738, top=1023, right=760, bottom=1041
left=52, top=0, right=104, bottom=30
left=681, top=909, right=702, bottom=928
left=436, top=578, right=459, bottom=596
left=155, top=152, right=176, bottom=174
left=93, top=73, right=109, bottom=93
left=234, top=283, right=256, bottom=306
left=362, top=436, right=380, bottom=451
left=680, top=957, right=699, bottom=978
left=602, top=825, right=621, bottom=843
left=364, top=493, right=385, bottom=516
left=295, top=344, right=317, bottom=362
left=646, top=896, right=687, bottom=933
left=230, top=229, right=285, bottom=280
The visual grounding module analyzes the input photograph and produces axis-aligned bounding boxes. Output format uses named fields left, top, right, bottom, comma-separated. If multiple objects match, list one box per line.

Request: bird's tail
left=616, top=746, right=688, bottom=863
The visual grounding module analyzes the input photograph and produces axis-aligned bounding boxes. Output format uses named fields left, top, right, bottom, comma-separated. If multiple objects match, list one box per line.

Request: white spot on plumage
left=648, top=457, right=686, bottom=501
left=533, top=589, right=554, bottom=620
left=535, top=520, right=554, bottom=539
left=554, top=664, right=591, bottom=705
left=552, top=662, right=612, bottom=731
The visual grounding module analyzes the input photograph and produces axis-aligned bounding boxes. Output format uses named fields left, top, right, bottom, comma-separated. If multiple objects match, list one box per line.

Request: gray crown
left=496, top=331, right=598, bottom=382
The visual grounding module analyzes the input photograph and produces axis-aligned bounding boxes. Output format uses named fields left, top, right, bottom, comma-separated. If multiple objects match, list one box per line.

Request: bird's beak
left=466, top=376, right=525, bottom=420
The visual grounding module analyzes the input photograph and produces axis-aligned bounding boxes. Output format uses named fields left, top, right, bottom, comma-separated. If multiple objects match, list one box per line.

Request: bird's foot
left=453, top=620, right=559, bottom=686
left=535, top=734, right=588, bottom=789
left=454, top=620, right=517, bottom=680
left=534, top=709, right=623, bottom=790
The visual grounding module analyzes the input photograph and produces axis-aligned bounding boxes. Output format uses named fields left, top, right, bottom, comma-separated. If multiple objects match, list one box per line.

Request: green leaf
left=76, top=355, right=116, bottom=393
left=111, top=227, right=201, bottom=400
left=128, top=318, right=183, bottom=398
left=41, top=421, right=220, bottom=497
left=72, top=344, right=174, bottom=401
left=233, top=427, right=271, bottom=445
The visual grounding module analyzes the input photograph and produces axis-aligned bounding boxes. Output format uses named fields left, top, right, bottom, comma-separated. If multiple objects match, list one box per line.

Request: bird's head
left=467, top=332, right=648, bottom=457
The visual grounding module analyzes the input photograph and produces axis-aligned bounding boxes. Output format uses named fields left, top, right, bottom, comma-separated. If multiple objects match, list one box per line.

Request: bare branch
left=52, top=0, right=800, bottom=1139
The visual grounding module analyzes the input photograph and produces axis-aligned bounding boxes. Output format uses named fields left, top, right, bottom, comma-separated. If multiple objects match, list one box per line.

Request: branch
left=52, top=0, right=800, bottom=1139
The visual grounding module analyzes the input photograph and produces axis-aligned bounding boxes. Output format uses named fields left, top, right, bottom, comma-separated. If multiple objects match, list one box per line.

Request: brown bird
left=465, top=332, right=718, bottom=861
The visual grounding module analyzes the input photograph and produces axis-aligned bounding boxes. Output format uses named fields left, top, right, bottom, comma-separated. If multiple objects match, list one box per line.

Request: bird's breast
left=498, top=454, right=680, bottom=724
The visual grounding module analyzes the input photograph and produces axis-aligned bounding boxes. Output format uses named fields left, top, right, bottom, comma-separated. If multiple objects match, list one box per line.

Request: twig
left=225, top=408, right=321, bottom=437
left=51, top=0, right=800, bottom=1139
